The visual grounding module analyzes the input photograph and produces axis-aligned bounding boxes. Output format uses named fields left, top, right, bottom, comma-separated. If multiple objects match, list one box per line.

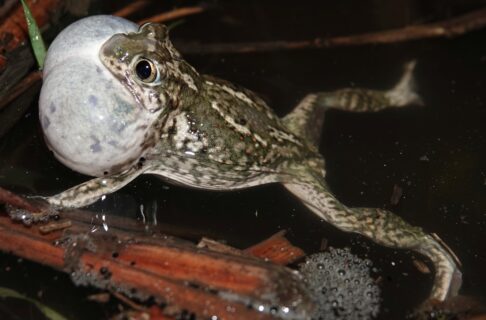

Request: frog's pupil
left=136, top=60, right=152, bottom=80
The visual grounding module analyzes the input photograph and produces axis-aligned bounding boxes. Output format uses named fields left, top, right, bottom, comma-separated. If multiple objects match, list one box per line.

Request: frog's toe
left=448, top=267, right=463, bottom=299
left=418, top=233, right=462, bottom=301
left=385, top=60, right=424, bottom=107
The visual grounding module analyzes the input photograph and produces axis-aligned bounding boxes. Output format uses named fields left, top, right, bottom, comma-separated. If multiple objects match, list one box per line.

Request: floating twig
left=175, top=7, right=486, bottom=54
left=0, top=71, right=42, bottom=111
left=112, top=0, right=150, bottom=19
left=137, top=6, right=204, bottom=25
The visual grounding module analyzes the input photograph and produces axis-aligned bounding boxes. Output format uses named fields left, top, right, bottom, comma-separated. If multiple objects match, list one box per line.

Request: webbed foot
left=418, top=233, right=462, bottom=301
left=385, top=60, right=423, bottom=107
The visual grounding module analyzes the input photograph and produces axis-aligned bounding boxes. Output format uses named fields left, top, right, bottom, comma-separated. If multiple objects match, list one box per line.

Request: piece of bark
left=0, top=188, right=315, bottom=319
left=0, top=0, right=63, bottom=68
left=0, top=185, right=39, bottom=212
left=245, top=230, right=306, bottom=265
left=197, top=237, right=250, bottom=257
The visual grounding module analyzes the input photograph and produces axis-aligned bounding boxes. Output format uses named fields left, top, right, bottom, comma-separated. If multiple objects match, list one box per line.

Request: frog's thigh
left=282, top=173, right=461, bottom=301
left=46, top=167, right=145, bottom=208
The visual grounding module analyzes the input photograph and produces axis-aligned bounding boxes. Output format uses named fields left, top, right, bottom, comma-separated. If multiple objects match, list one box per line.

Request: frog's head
left=39, top=16, right=199, bottom=177
left=100, top=22, right=200, bottom=113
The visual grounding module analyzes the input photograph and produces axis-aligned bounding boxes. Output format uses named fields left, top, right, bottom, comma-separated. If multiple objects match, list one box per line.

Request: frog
left=33, top=15, right=460, bottom=302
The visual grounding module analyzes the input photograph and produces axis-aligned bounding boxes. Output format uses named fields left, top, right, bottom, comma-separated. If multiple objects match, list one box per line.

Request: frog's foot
left=417, top=233, right=462, bottom=301
left=385, top=60, right=423, bottom=107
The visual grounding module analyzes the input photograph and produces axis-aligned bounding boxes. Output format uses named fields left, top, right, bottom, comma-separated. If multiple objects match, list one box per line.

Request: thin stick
left=111, top=291, right=146, bottom=312
left=137, top=6, right=204, bottom=25
left=112, top=0, right=150, bottom=18
left=0, top=71, right=42, bottom=111
left=176, top=7, right=486, bottom=54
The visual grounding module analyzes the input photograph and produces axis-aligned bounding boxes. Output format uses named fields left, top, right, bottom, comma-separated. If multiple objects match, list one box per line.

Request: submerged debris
left=299, top=247, right=381, bottom=320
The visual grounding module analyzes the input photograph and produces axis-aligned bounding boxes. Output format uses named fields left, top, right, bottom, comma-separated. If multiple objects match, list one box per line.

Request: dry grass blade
left=20, top=0, right=47, bottom=69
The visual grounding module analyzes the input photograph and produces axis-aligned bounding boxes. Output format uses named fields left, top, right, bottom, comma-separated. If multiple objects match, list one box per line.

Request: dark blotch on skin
left=90, top=142, right=102, bottom=153
left=88, top=95, right=98, bottom=107
left=108, top=140, right=119, bottom=147
left=90, top=135, right=102, bottom=153
left=42, top=115, right=51, bottom=129
left=236, top=118, right=247, bottom=125
left=168, top=118, right=177, bottom=135
left=49, top=102, right=56, bottom=113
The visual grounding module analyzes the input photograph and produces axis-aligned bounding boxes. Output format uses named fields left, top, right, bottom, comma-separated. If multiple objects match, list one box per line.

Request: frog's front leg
left=46, top=165, right=148, bottom=208
left=282, top=166, right=461, bottom=301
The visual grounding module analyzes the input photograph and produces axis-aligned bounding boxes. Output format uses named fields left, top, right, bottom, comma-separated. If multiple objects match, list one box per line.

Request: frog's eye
left=134, top=58, right=158, bottom=83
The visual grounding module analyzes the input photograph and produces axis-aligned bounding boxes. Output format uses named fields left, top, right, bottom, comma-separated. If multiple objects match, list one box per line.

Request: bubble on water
left=299, top=247, right=381, bottom=320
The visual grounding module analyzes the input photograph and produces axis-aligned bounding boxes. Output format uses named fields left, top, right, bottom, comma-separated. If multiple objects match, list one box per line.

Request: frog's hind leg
left=282, top=167, right=461, bottom=301
left=283, top=61, right=422, bottom=145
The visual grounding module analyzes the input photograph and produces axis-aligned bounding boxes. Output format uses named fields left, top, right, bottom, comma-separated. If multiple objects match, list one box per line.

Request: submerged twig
left=112, top=0, right=150, bottom=19
left=137, top=6, right=204, bottom=25
left=176, top=7, right=486, bottom=54
left=0, top=71, right=42, bottom=111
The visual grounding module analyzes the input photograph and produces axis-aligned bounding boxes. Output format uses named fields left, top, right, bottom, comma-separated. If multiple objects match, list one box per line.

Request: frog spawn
left=299, top=248, right=381, bottom=320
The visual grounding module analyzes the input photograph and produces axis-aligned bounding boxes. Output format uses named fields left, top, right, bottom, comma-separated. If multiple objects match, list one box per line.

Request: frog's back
left=160, top=74, right=318, bottom=169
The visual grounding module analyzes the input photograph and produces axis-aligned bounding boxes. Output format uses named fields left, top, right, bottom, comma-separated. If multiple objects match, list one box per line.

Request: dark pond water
left=0, top=0, right=485, bottom=319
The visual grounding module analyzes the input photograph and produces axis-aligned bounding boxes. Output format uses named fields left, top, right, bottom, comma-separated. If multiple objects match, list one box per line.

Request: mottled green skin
left=98, top=23, right=318, bottom=183
left=45, top=23, right=461, bottom=302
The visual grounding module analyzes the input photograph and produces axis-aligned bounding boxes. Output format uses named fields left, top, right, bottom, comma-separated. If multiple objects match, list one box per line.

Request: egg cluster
left=299, top=247, right=381, bottom=320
